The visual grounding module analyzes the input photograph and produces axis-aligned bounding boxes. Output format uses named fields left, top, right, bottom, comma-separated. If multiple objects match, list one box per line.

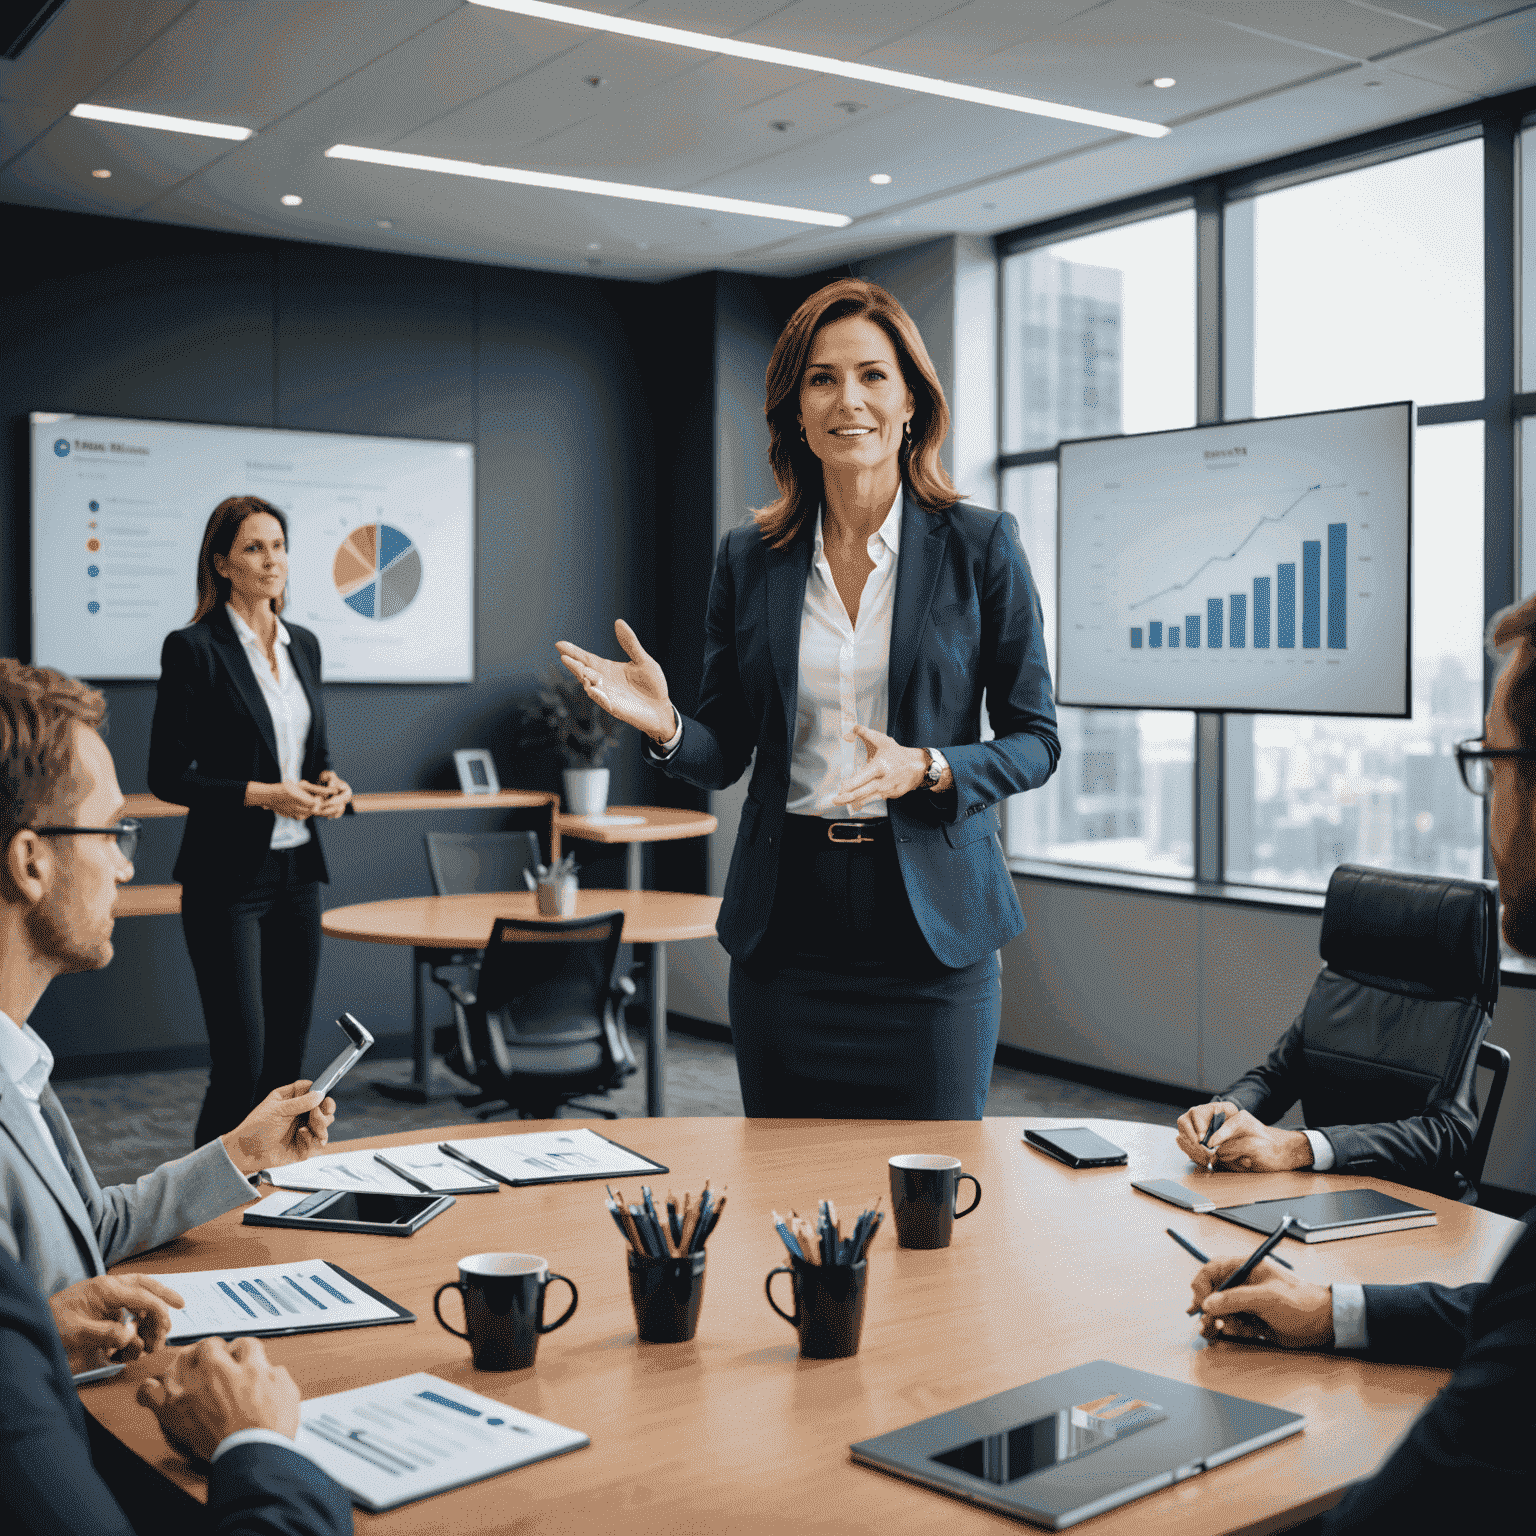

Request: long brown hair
left=753, top=278, right=959, bottom=548
left=192, top=496, right=289, bottom=623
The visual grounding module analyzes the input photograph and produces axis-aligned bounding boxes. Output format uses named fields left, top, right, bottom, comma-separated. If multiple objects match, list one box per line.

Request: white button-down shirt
left=788, top=489, right=902, bottom=820
left=226, top=605, right=313, bottom=850
left=0, top=1011, right=69, bottom=1181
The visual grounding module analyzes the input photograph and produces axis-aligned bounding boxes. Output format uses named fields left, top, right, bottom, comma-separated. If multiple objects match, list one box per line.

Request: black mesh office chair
left=423, top=831, right=545, bottom=1084
left=1220, top=864, right=1504, bottom=1202
left=440, top=912, right=638, bottom=1120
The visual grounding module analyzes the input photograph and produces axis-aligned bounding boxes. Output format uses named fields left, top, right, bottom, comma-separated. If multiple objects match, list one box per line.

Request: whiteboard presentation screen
left=31, top=413, right=474, bottom=682
left=1056, top=402, right=1410, bottom=716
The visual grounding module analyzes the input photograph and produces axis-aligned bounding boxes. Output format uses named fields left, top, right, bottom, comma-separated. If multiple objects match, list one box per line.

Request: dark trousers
left=181, top=847, right=323, bottom=1147
left=727, top=815, right=1001, bottom=1119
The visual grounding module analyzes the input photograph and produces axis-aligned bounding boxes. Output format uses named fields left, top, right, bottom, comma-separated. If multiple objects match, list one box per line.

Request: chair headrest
left=1320, top=864, right=1499, bottom=1012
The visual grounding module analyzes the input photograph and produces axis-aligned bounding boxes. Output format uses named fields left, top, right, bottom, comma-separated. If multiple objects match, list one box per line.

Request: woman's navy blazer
left=147, top=606, right=339, bottom=893
left=656, top=493, right=1059, bottom=970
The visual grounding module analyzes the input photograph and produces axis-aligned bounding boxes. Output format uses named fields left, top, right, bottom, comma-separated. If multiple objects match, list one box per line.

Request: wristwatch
left=923, top=748, right=949, bottom=791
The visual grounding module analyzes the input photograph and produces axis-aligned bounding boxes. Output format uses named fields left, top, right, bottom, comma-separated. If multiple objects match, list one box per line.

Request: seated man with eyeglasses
left=0, top=659, right=337, bottom=1371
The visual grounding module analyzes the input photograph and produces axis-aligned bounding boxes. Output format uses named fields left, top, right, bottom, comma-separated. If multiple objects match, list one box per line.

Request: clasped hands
left=245, top=770, right=352, bottom=821
left=1175, top=1100, right=1315, bottom=1172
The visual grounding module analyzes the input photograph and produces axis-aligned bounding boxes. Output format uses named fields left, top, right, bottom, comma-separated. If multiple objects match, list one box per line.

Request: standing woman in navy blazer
left=559, top=279, right=1058, bottom=1119
left=149, top=496, right=352, bottom=1146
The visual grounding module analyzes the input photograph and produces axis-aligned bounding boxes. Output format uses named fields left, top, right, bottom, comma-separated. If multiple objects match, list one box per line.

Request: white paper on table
left=158, top=1260, right=403, bottom=1341
left=297, top=1372, right=588, bottom=1511
left=440, top=1126, right=664, bottom=1185
left=569, top=813, right=645, bottom=825
left=372, top=1147, right=498, bottom=1193
left=261, top=1148, right=423, bottom=1196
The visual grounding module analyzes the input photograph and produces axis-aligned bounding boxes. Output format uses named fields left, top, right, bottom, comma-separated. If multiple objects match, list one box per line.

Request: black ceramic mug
left=627, top=1250, right=706, bottom=1343
left=889, top=1154, right=982, bottom=1249
left=765, top=1257, right=867, bottom=1359
left=433, top=1252, right=578, bottom=1371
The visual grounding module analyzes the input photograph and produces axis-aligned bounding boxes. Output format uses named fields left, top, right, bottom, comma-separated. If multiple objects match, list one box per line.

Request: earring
left=903, top=421, right=912, bottom=443
left=799, top=425, right=808, bottom=444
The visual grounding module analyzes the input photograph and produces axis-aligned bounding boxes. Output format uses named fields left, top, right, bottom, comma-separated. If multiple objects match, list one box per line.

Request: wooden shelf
left=113, top=884, right=182, bottom=918
left=122, top=789, right=559, bottom=819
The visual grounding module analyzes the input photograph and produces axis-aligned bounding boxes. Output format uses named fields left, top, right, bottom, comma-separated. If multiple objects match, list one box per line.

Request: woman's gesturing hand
left=556, top=620, right=676, bottom=742
left=832, top=724, right=930, bottom=811
left=245, top=780, right=322, bottom=819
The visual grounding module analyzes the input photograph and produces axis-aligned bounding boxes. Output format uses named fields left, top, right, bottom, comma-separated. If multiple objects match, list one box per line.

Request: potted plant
left=518, top=664, right=622, bottom=815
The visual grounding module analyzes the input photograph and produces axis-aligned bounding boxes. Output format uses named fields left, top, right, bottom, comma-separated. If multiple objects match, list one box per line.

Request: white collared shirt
left=0, top=1011, right=69, bottom=1181
left=788, top=489, right=902, bottom=819
left=226, top=605, right=313, bottom=850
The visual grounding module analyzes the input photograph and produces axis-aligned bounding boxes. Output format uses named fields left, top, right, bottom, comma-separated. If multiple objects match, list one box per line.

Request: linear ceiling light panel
left=325, top=144, right=852, bottom=227
left=71, top=103, right=253, bottom=140
left=469, top=0, right=1170, bottom=139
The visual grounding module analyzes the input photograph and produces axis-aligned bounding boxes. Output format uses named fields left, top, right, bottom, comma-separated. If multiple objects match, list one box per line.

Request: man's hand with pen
left=1175, top=1100, right=1316, bottom=1172
left=1187, top=1256, right=1335, bottom=1349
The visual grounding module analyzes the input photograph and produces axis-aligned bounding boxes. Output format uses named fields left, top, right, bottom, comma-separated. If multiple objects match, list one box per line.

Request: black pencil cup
left=766, top=1257, right=867, bottom=1359
left=627, top=1250, right=707, bottom=1343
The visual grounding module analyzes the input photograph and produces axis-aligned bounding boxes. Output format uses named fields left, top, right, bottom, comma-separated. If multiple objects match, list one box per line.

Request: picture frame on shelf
left=453, top=748, right=499, bottom=795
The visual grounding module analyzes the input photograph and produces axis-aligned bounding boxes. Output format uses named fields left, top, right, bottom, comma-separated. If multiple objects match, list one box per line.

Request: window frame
left=994, top=84, right=1536, bottom=893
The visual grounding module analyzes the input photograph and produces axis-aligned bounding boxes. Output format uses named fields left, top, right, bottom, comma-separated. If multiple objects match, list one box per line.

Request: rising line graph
left=1127, top=483, right=1340, bottom=611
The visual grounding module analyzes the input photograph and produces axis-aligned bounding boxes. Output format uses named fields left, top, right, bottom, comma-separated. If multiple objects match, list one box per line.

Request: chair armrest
left=444, top=981, right=477, bottom=1010
left=615, top=976, right=637, bottom=1000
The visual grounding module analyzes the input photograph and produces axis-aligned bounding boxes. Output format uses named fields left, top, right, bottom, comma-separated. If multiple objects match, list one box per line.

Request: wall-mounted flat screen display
left=1056, top=401, right=1411, bottom=716
left=31, top=412, right=475, bottom=682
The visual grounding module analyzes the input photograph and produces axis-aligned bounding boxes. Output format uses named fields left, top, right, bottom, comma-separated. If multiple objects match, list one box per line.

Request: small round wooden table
left=322, top=890, right=721, bottom=1116
left=553, top=805, right=718, bottom=890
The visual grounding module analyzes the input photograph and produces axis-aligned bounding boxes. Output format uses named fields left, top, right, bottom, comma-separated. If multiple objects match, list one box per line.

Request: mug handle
left=432, top=1281, right=470, bottom=1340
left=538, top=1273, right=579, bottom=1333
left=765, top=1267, right=799, bottom=1326
left=954, top=1173, right=982, bottom=1219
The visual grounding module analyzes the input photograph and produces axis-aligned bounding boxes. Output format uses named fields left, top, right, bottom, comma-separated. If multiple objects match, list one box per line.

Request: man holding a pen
left=1186, top=599, right=1536, bottom=1531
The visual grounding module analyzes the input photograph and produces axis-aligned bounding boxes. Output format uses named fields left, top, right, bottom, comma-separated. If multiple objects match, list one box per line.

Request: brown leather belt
left=825, top=819, right=888, bottom=845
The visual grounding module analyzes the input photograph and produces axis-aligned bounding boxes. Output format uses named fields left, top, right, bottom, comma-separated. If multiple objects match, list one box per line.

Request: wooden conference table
left=322, top=890, right=722, bottom=1117
left=87, top=1116, right=1521, bottom=1536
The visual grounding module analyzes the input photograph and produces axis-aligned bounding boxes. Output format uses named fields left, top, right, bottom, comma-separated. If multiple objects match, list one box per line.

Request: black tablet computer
left=1023, top=1127, right=1129, bottom=1169
left=244, top=1189, right=453, bottom=1236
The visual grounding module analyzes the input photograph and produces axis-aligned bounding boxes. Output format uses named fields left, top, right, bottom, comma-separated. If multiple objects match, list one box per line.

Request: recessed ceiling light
left=770, top=120, right=793, bottom=132
left=280, top=194, right=303, bottom=206
left=469, top=0, right=1170, bottom=138
left=1364, top=80, right=1384, bottom=88
left=869, top=173, right=892, bottom=185
left=587, top=242, right=601, bottom=250
left=325, top=144, right=852, bottom=227
left=91, top=168, right=111, bottom=179
left=1152, top=77, right=1176, bottom=89
left=71, top=102, right=253, bottom=140
left=376, top=219, right=393, bottom=228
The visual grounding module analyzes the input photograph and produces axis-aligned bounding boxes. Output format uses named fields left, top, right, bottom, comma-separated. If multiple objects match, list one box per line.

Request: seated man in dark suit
left=1186, top=595, right=1536, bottom=1530
left=0, top=1244, right=352, bottom=1535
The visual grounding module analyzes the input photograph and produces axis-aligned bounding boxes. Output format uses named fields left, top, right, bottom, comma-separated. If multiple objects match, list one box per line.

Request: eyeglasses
left=30, top=819, right=140, bottom=861
left=1453, top=739, right=1536, bottom=798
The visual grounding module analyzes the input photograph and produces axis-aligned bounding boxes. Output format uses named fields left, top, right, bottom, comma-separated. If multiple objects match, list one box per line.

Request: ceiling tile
left=92, top=0, right=459, bottom=127
left=0, top=99, right=58, bottom=165
left=731, top=0, right=970, bottom=57
left=0, top=0, right=191, bottom=113
left=1381, top=9, right=1536, bottom=93
left=1161, top=0, right=1446, bottom=60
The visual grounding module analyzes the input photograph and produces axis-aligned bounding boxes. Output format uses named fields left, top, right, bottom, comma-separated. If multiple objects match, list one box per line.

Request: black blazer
left=149, top=607, right=339, bottom=893
left=655, top=494, right=1059, bottom=969
left=1320, top=1218, right=1534, bottom=1531
left=0, top=1247, right=353, bottom=1536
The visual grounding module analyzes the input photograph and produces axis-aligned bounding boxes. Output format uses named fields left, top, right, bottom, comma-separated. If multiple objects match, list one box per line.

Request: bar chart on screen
left=1058, top=402, right=1410, bottom=716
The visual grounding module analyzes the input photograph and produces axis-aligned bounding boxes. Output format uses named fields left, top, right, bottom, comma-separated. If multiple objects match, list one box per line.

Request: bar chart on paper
left=1058, top=403, right=1411, bottom=715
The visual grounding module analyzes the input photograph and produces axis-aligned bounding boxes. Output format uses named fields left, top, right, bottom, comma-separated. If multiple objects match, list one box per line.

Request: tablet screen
left=292, top=1192, right=439, bottom=1226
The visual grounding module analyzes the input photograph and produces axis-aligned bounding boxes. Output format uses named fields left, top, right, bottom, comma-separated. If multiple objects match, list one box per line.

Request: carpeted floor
left=56, top=1028, right=1186, bottom=1189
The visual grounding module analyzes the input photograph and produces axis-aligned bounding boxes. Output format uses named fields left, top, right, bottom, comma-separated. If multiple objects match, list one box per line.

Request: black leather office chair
left=441, top=912, right=638, bottom=1120
left=423, top=831, right=545, bottom=1082
left=1220, top=863, right=1502, bottom=1202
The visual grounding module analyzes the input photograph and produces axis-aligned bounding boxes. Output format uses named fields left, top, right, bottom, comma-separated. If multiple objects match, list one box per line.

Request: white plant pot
left=563, top=767, right=610, bottom=816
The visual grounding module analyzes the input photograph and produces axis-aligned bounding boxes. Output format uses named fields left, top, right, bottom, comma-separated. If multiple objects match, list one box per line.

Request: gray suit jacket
left=0, top=1079, right=255, bottom=1297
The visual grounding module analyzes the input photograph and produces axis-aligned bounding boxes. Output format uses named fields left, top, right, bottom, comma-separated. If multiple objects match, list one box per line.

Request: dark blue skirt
left=727, top=815, right=1001, bottom=1119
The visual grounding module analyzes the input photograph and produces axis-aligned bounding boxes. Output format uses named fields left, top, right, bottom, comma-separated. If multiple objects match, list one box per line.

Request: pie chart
left=332, top=523, right=422, bottom=619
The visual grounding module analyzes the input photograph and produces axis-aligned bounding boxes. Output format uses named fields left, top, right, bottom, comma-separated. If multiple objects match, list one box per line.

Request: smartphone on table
left=307, top=1012, right=373, bottom=1127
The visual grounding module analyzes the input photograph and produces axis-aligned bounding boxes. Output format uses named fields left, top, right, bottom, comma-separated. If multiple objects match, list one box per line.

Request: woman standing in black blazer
left=558, top=280, right=1059, bottom=1119
left=149, top=496, right=351, bottom=1146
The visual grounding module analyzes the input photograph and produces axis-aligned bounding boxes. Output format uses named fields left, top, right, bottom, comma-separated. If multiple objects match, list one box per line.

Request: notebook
left=1212, top=1189, right=1436, bottom=1243
left=850, top=1360, right=1303, bottom=1530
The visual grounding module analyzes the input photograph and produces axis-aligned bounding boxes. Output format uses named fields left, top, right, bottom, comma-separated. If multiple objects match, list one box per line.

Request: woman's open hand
left=556, top=621, right=675, bottom=742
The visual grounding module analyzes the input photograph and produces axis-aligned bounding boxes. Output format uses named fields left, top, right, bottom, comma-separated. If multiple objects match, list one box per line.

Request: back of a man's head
left=0, top=659, right=107, bottom=859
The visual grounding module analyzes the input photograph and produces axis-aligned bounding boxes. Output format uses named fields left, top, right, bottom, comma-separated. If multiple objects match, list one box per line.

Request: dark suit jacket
left=148, top=607, right=340, bottom=893
left=0, top=1247, right=353, bottom=1536
left=656, top=495, right=1059, bottom=969
left=1320, top=1219, right=1534, bottom=1531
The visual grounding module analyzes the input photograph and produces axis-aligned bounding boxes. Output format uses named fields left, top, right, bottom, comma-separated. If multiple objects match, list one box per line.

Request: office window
left=1001, top=212, right=1198, bottom=875
left=1002, top=212, right=1196, bottom=453
left=1523, top=123, right=1535, bottom=392
left=1226, top=423, right=1484, bottom=888
left=1243, top=138, right=1484, bottom=416
left=1002, top=463, right=1196, bottom=875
